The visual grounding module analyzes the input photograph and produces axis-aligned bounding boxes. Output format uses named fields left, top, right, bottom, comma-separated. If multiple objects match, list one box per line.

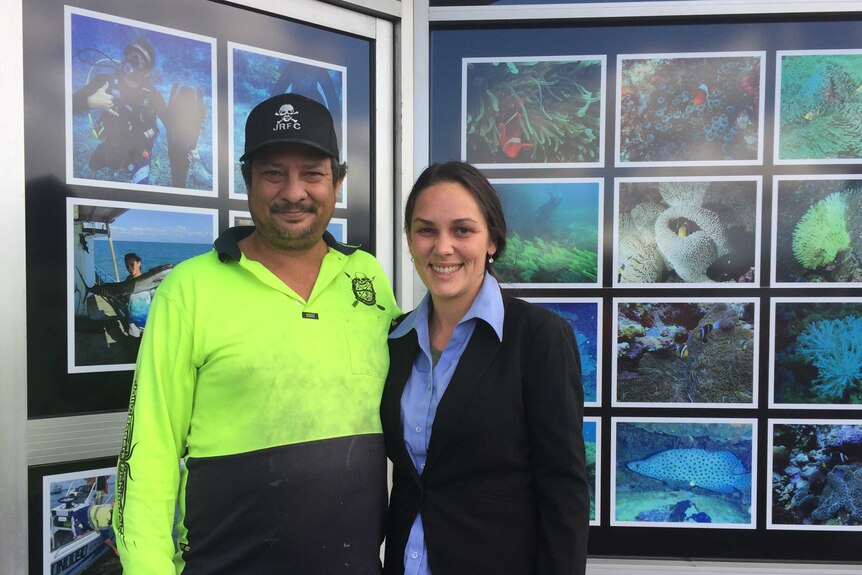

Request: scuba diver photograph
left=68, top=9, right=215, bottom=192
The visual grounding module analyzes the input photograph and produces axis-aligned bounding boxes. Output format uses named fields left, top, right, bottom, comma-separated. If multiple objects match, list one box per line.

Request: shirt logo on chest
left=345, top=272, right=385, bottom=310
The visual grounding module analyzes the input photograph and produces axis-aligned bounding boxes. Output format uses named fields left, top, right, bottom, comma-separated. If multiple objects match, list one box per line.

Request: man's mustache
left=270, top=201, right=317, bottom=215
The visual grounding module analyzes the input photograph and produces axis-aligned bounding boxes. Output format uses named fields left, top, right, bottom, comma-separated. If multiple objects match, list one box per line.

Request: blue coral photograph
left=229, top=43, right=346, bottom=202
left=612, top=418, right=755, bottom=528
left=617, top=52, right=763, bottom=166
left=493, top=179, right=601, bottom=286
left=614, top=299, right=757, bottom=406
left=775, top=51, right=862, bottom=164
left=463, top=56, right=605, bottom=168
left=770, top=421, right=862, bottom=529
left=528, top=299, right=601, bottom=405
left=584, top=418, right=600, bottom=524
left=771, top=299, right=862, bottom=407
left=66, top=7, right=216, bottom=195
left=68, top=198, right=216, bottom=373
left=772, top=177, right=862, bottom=285
left=616, top=178, right=760, bottom=286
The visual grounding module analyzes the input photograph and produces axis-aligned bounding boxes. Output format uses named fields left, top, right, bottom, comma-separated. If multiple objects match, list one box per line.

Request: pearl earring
left=488, top=255, right=494, bottom=264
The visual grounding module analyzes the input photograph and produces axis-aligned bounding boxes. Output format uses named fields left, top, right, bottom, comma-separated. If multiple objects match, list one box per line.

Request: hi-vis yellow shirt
left=114, top=227, right=400, bottom=575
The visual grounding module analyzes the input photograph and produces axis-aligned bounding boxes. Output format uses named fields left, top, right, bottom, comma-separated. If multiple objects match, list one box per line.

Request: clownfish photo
left=676, top=344, right=690, bottom=359
left=693, top=83, right=709, bottom=106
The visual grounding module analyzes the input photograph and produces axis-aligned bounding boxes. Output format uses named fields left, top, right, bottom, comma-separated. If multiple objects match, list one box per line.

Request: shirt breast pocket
left=343, top=316, right=390, bottom=378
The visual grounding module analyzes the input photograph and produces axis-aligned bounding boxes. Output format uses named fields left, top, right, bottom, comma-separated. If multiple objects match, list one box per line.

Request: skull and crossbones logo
left=273, top=104, right=300, bottom=131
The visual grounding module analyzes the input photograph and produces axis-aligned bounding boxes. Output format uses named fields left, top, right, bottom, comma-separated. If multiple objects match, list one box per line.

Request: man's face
left=247, top=144, right=340, bottom=253
left=126, top=259, right=141, bottom=277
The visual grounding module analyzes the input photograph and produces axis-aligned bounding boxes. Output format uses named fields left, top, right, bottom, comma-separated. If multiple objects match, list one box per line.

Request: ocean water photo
left=617, top=179, right=758, bottom=285
left=772, top=300, right=862, bottom=405
left=69, top=9, right=215, bottom=191
left=615, top=420, right=754, bottom=526
left=777, top=52, right=862, bottom=162
left=773, top=178, right=862, bottom=284
left=619, top=54, right=762, bottom=163
left=615, top=300, right=756, bottom=405
left=533, top=300, right=599, bottom=404
left=495, top=181, right=600, bottom=285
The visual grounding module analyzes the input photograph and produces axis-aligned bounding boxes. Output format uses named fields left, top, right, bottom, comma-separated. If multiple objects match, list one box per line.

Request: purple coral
left=810, top=465, right=862, bottom=524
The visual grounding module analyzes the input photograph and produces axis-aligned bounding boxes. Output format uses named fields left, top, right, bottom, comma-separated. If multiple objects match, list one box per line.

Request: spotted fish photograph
left=612, top=418, right=756, bottom=528
left=68, top=198, right=217, bottom=373
left=617, top=52, right=764, bottom=166
left=615, top=177, right=760, bottom=286
left=228, top=42, right=346, bottom=203
left=493, top=179, right=601, bottom=287
left=66, top=7, right=216, bottom=195
left=527, top=298, right=601, bottom=406
left=584, top=417, right=601, bottom=525
left=769, top=420, right=862, bottom=530
left=613, top=298, right=757, bottom=407
left=775, top=50, right=862, bottom=164
left=770, top=298, right=862, bottom=408
left=463, top=56, right=605, bottom=168
left=771, top=176, right=862, bottom=286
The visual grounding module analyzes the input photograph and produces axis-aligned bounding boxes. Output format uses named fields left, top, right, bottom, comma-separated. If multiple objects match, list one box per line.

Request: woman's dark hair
left=405, top=161, right=507, bottom=271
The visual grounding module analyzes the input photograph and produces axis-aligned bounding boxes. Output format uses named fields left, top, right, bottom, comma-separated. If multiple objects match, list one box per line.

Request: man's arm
left=113, top=290, right=196, bottom=575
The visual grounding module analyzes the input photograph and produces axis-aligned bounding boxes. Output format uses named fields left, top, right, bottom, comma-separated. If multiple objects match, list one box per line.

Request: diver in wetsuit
left=72, top=39, right=205, bottom=188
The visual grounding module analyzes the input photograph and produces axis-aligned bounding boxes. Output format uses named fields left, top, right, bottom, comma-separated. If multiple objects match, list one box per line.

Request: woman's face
left=408, top=181, right=496, bottom=309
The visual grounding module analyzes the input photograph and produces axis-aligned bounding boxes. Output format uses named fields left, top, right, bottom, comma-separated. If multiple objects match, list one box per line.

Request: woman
left=381, top=161, right=589, bottom=575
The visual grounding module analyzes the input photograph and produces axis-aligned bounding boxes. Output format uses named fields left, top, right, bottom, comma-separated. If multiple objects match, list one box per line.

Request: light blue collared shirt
left=389, top=273, right=505, bottom=575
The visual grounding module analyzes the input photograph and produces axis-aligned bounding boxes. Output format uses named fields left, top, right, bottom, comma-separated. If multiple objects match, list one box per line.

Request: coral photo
left=530, top=299, right=601, bottom=405
left=616, top=179, right=759, bottom=285
left=463, top=57, right=604, bottom=166
left=584, top=418, right=600, bottom=524
left=772, top=299, right=862, bottom=406
left=617, top=53, right=763, bottom=164
left=776, top=51, right=862, bottom=163
left=494, top=180, right=600, bottom=286
left=770, top=422, right=862, bottom=529
left=614, top=300, right=756, bottom=406
left=772, top=177, right=862, bottom=285
left=613, top=419, right=755, bottom=527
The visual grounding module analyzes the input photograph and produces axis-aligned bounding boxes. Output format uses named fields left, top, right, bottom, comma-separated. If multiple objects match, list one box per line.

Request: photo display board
left=430, top=16, right=862, bottom=563
left=23, top=0, right=374, bottom=419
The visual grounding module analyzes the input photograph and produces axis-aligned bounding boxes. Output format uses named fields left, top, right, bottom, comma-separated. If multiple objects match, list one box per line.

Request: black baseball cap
left=239, top=93, right=339, bottom=163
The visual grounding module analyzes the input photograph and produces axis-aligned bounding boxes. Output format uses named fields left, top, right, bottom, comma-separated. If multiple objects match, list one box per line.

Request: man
left=124, top=253, right=142, bottom=281
left=113, top=93, right=399, bottom=574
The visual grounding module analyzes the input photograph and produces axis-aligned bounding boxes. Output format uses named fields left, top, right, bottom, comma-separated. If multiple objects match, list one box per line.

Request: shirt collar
left=390, top=272, right=504, bottom=342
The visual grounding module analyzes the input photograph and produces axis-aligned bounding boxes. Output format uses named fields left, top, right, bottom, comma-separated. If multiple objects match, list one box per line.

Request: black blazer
left=381, top=296, right=589, bottom=575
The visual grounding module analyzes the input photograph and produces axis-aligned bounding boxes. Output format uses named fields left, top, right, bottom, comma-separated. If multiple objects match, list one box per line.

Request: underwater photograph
left=772, top=177, right=862, bottom=285
left=617, top=52, right=763, bottom=165
left=614, top=299, right=757, bottom=406
left=770, top=421, right=862, bottom=530
left=771, top=299, right=862, bottom=407
left=776, top=51, right=862, bottom=163
left=615, top=178, right=760, bottom=286
left=493, top=179, right=601, bottom=286
left=463, top=56, right=604, bottom=167
left=68, top=199, right=216, bottom=372
left=612, top=418, right=755, bottom=528
left=67, top=7, right=216, bottom=194
left=584, top=417, right=600, bottom=524
left=528, top=298, right=601, bottom=405
left=229, top=43, right=346, bottom=203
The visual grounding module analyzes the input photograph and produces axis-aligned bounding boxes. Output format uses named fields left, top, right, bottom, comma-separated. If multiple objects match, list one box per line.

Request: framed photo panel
left=613, top=297, right=758, bottom=408
left=611, top=417, right=757, bottom=528
left=462, top=56, right=606, bottom=169
left=65, top=6, right=217, bottom=196
left=771, top=175, right=862, bottom=286
left=492, top=179, right=602, bottom=288
left=770, top=298, right=862, bottom=409
left=228, top=42, right=347, bottom=205
left=584, top=416, right=601, bottom=526
left=774, top=50, right=862, bottom=165
left=768, top=419, right=862, bottom=530
left=524, top=297, right=602, bottom=406
left=67, top=198, right=217, bottom=373
left=614, top=176, right=761, bottom=287
left=30, top=460, right=120, bottom=575
left=616, top=52, right=765, bottom=167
